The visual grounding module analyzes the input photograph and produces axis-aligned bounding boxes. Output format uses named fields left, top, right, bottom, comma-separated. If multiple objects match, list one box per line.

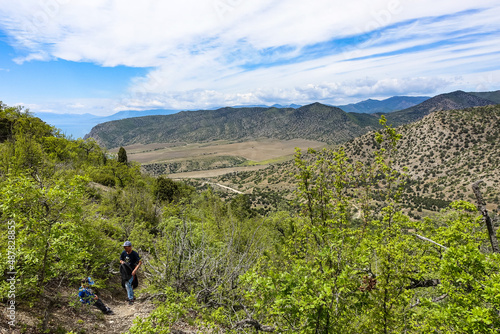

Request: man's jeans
left=125, top=276, right=134, bottom=300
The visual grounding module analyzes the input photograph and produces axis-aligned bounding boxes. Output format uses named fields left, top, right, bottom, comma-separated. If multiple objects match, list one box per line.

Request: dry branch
left=233, top=318, right=276, bottom=332
left=472, top=180, right=499, bottom=253
left=410, top=294, right=448, bottom=308
left=410, top=233, right=448, bottom=250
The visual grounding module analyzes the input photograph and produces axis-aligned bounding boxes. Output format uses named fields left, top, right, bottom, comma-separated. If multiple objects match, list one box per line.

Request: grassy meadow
left=111, top=138, right=326, bottom=177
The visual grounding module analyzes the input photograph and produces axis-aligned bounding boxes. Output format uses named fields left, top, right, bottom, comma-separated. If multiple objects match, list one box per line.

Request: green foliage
left=0, top=174, right=115, bottom=299
left=128, top=287, right=198, bottom=334
left=241, top=118, right=500, bottom=333
left=228, top=194, right=252, bottom=220
left=143, top=189, right=268, bottom=294
left=154, top=176, right=181, bottom=203
left=240, top=119, right=401, bottom=332
left=88, top=165, right=116, bottom=187
left=0, top=103, right=138, bottom=304
left=87, top=159, right=142, bottom=188
left=97, top=183, right=159, bottom=239
left=407, top=202, right=500, bottom=332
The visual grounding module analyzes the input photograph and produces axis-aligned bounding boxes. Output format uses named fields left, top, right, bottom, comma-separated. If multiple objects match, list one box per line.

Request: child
left=78, top=278, right=113, bottom=315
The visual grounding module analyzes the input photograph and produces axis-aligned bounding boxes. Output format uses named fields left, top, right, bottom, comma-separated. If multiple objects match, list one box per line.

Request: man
left=78, top=278, right=113, bottom=314
left=120, top=241, right=142, bottom=305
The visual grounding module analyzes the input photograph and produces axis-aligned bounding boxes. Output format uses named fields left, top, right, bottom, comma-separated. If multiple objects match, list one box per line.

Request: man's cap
left=122, top=241, right=132, bottom=247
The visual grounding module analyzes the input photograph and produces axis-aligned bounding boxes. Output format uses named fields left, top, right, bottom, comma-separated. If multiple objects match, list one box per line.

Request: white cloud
left=1, top=0, right=499, bottom=112
left=114, top=76, right=447, bottom=111
left=12, top=98, right=117, bottom=116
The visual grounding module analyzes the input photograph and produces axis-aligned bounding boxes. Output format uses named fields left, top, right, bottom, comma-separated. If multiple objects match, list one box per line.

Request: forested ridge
left=86, top=103, right=381, bottom=149
left=85, top=90, right=496, bottom=151
left=2, top=102, right=500, bottom=333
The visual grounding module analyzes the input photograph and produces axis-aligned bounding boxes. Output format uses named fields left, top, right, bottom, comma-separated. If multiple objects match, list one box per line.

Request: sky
left=0, top=0, right=499, bottom=117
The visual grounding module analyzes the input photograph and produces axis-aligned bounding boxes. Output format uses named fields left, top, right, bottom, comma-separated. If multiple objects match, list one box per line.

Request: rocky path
left=92, top=297, right=156, bottom=334
left=70, top=277, right=158, bottom=334
left=1, top=275, right=204, bottom=334
left=1, top=278, right=156, bottom=334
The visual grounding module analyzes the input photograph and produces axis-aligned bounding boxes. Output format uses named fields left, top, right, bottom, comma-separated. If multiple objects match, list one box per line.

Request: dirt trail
left=69, top=277, right=157, bottom=334
left=202, top=181, right=244, bottom=194
left=95, top=293, right=198, bottom=334
left=1, top=277, right=156, bottom=334
left=91, top=297, right=155, bottom=334
left=1, top=272, right=203, bottom=334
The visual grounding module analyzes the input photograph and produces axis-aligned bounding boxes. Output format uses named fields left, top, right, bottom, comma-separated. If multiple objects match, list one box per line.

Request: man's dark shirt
left=120, top=250, right=141, bottom=271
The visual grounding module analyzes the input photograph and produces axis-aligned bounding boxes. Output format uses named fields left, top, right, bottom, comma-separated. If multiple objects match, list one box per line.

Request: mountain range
left=31, top=89, right=499, bottom=141
left=469, top=90, right=500, bottom=103
left=385, top=90, right=496, bottom=125
left=336, top=96, right=430, bottom=114
left=85, top=103, right=381, bottom=148
left=86, top=90, right=498, bottom=149
left=34, top=95, right=433, bottom=139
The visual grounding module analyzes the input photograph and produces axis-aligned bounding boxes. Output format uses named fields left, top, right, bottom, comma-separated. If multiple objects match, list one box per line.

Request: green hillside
left=215, top=105, right=500, bottom=217
left=347, top=104, right=500, bottom=215
left=469, top=90, right=500, bottom=103
left=86, top=103, right=382, bottom=149
left=337, top=96, right=429, bottom=113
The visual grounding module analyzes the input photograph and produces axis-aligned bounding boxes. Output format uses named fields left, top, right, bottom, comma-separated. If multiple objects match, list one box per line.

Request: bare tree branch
left=472, top=180, right=500, bottom=253
left=233, top=318, right=276, bottom=332
left=410, top=233, right=448, bottom=250
left=410, top=294, right=448, bottom=308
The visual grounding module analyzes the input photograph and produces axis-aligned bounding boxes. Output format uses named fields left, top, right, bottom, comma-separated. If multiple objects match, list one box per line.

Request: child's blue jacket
left=78, top=287, right=96, bottom=304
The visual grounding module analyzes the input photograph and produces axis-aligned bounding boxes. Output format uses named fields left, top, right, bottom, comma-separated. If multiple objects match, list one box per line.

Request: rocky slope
left=347, top=104, right=500, bottom=212
left=213, top=105, right=500, bottom=216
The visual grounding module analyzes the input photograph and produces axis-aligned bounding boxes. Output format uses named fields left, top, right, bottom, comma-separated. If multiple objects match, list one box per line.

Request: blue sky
left=0, top=0, right=499, bottom=116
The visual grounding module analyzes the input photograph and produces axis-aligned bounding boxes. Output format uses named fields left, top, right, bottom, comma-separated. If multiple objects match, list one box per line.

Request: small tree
left=117, top=146, right=128, bottom=164
left=154, top=176, right=180, bottom=203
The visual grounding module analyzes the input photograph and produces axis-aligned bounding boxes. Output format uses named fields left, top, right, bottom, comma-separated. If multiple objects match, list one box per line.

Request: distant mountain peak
left=336, top=96, right=430, bottom=114
left=385, top=90, right=496, bottom=125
